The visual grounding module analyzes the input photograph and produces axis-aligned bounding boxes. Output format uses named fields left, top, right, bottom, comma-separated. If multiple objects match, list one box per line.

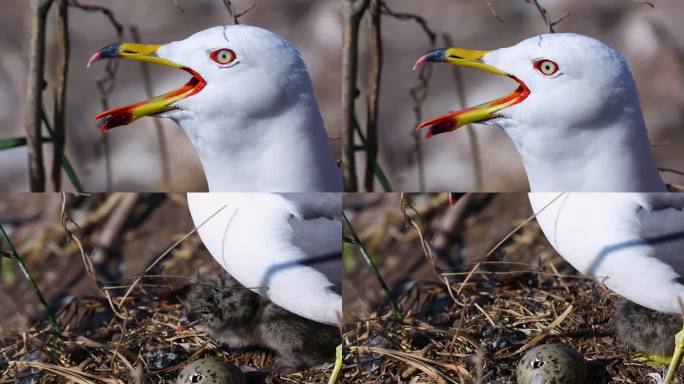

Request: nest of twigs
left=342, top=268, right=661, bottom=383
left=0, top=194, right=332, bottom=383
left=0, top=280, right=332, bottom=383
left=341, top=193, right=661, bottom=383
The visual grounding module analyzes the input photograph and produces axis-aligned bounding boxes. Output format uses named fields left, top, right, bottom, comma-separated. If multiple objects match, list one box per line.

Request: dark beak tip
left=87, top=43, right=121, bottom=67
left=413, top=48, right=448, bottom=70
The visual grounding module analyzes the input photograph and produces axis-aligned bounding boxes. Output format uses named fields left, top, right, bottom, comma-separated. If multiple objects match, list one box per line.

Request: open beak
left=413, top=48, right=529, bottom=138
left=88, top=43, right=206, bottom=132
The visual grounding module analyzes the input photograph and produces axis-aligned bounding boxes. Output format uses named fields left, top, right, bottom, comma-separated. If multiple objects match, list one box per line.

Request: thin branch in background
left=173, top=0, right=186, bottom=12
left=0, top=223, right=60, bottom=331
left=342, top=0, right=370, bottom=192
left=40, top=103, right=84, bottom=192
left=364, top=0, right=382, bottom=192
left=59, top=193, right=128, bottom=320
left=130, top=26, right=172, bottom=191
left=52, top=0, right=70, bottom=191
left=381, top=3, right=436, bottom=192
left=26, top=0, right=55, bottom=192
left=482, top=0, right=504, bottom=22
left=69, top=0, right=124, bottom=192
left=525, top=0, right=569, bottom=33
left=221, top=0, right=256, bottom=24
left=443, top=33, right=483, bottom=191
left=633, top=0, right=654, bottom=7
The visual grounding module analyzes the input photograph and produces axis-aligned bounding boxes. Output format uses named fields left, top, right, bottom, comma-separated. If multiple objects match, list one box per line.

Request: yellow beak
left=88, top=43, right=206, bottom=132
left=413, top=47, right=529, bottom=137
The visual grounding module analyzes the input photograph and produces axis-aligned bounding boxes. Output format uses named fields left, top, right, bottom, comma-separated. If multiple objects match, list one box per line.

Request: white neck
left=176, top=97, right=342, bottom=192
left=505, top=113, right=666, bottom=192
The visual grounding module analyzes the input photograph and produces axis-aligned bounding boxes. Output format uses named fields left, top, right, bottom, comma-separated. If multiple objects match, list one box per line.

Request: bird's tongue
left=94, top=69, right=205, bottom=132
left=417, top=82, right=529, bottom=138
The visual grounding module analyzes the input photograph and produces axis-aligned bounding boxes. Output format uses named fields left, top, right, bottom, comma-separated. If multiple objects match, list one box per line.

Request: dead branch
left=526, top=0, right=569, bottom=33
left=69, top=0, right=124, bottom=191
left=364, top=0, right=382, bottom=191
left=443, top=33, right=483, bottom=190
left=342, top=0, right=370, bottom=192
left=221, top=0, right=256, bottom=24
left=26, top=0, right=55, bottom=192
left=52, top=0, right=70, bottom=191
left=130, top=26, right=172, bottom=191
left=482, top=0, right=504, bottom=22
left=381, top=3, right=436, bottom=192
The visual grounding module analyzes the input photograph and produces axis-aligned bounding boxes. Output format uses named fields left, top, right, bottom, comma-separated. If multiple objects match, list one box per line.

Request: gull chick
left=184, top=273, right=340, bottom=369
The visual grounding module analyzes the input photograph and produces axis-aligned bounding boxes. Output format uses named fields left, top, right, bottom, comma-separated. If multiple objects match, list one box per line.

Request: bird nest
left=341, top=194, right=663, bottom=383
left=341, top=269, right=660, bottom=383
left=0, top=281, right=332, bottom=383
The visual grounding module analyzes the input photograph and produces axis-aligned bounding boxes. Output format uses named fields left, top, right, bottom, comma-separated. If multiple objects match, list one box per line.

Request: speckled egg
left=516, top=344, right=587, bottom=384
left=176, top=358, right=246, bottom=384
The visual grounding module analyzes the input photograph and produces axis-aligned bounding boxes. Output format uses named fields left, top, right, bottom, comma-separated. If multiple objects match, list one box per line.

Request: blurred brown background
left=350, top=0, right=684, bottom=191
left=0, top=193, right=216, bottom=330
left=0, top=0, right=341, bottom=192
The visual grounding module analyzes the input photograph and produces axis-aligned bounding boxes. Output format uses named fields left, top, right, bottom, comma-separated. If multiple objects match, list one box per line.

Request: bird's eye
left=534, top=59, right=559, bottom=76
left=210, top=48, right=237, bottom=65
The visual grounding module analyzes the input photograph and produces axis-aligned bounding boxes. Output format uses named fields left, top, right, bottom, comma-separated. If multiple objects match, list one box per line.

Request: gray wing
left=637, top=194, right=684, bottom=279
left=282, top=193, right=342, bottom=292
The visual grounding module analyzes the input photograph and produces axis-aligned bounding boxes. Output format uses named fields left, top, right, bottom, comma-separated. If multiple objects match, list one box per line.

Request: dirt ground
left=342, top=193, right=667, bottom=383
left=0, top=194, right=332, bottom=383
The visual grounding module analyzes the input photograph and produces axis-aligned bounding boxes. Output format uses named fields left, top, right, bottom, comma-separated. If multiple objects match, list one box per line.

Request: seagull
left=528, top=193, right=684, bottom=382
left=88, top=25, right=341, bottom=192
left=414, top=33, right=666, bottom=192
left=415, top=33, right=684, bottom=382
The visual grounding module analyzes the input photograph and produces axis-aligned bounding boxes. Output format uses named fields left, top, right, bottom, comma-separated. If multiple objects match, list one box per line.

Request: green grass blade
left=42, top=126, right=84, bottom=193
left=342, top=211, right=402, bottom=319
left=0, top=224, right=60, bottom=331
left=352, top=120, right=393, bottom=192
left=0, top=135, right=82, bottom=192
left=58, top=153, right=84, bottom=193
left=0, top=137, right=29, bottom=150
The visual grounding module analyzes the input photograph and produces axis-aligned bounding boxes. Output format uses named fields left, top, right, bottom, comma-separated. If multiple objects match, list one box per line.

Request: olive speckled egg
left=516, top=344, right=587, bottom=384
left=176, top=358, right=246, bottom=384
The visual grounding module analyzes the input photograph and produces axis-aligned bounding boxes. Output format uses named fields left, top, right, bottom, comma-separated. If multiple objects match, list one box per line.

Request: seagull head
left=414, top=33, right=638, bottom=137
left=88, top=25, right=310, bottom=132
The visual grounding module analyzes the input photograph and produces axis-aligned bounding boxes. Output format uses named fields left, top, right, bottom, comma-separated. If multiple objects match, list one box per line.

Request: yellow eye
left=210, top=48, right=236, bottom=65
left=534, top=59, right=559, bottom=76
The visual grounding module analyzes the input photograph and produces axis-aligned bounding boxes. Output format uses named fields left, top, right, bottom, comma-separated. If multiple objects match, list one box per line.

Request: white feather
left=530, top=193, right=684, bottom=314
left=187, top=193, right=341, bottom=325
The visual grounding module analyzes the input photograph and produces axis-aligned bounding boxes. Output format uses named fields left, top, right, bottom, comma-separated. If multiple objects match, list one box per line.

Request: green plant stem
left=342, top=211, right=402, bottom=319
left=352, top=117, right=393, bottom=192
left=0, top=224, right=60, bottom=331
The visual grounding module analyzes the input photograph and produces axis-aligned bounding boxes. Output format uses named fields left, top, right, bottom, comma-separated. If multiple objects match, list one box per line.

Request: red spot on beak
left=416, top=112, right=459, bottom=138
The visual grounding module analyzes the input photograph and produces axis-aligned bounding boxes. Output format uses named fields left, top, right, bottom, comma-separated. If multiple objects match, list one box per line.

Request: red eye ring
left=210, top=48, right=237, bottom=65
left=534, top=59, right=559, bottom=76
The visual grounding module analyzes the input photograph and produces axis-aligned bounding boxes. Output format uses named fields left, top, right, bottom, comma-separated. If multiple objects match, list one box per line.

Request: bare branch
left=381, top=3, right=436, bottom=192
left=26, top=0, right=54, bottom=191
left=69, top=0, right=124, bottom=191
left=482, top=0, right=504, bottom=23
left=52, top=0, right=69, bottom=191
left=68, top=0, right=123, bottom=35
left=364, top=0, right=382, bottom=191
left=342, top=0, right=369, bottom=192
left=526, top=0, right=568, bottom=33
left=221, top=0, right=256, bottom=24
left=444, top=33, right=483, bottom=191
left=130, top=26, right=172, bottom=191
